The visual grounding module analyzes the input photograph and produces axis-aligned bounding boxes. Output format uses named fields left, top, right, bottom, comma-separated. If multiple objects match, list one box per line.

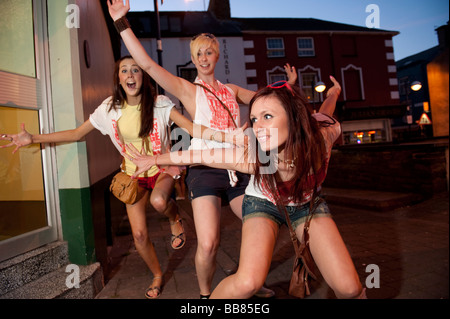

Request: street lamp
left=314, top=81, right=326, bottom=93
left=410, top=81, right=422, bottom=92
left=312, top=78, right=326, bottom=113
left=406, top=80, right=422, bottom=139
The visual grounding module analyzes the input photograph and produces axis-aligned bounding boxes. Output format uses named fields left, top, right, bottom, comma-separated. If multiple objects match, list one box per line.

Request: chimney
left=208, top=0, right=231, bottom=20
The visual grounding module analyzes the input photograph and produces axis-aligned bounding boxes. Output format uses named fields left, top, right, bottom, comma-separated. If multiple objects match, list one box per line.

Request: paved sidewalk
left=95, top=189, right=449, bottom=299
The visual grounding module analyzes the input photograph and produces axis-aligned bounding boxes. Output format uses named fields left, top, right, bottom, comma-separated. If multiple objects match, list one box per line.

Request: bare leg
left=126, top=191, right=163, bottom=297
left=228, top=194, right=244, bottom=220
left=151, top=173, right=184, bottom=248
left=296, top=216, right=363, bottom=299
left=192, top=195, right=222, bottom=296
left=228, top=194, right=275, bottom=298
left=210, top=217, right=279, bottom=299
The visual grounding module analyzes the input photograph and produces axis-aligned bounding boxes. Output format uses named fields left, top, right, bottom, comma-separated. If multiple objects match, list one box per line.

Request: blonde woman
left=107, top=0, right=297, bottom=298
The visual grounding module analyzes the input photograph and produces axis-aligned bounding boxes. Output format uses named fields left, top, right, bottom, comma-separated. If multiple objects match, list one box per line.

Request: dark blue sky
left=130, top=0, right=449, bottom=61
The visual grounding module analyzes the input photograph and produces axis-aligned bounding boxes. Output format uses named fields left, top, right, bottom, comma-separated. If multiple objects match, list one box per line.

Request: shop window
left=343, top=129, right=385, bottom=144
left=0, top=0, right=36, bottom=77
left=0, top=107, right=47, bottom=242
left=0, top=0, right=57, bottom=262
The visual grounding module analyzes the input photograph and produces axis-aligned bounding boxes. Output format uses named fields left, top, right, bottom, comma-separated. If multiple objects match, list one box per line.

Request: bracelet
left=114, top=16, right=131, bottom=34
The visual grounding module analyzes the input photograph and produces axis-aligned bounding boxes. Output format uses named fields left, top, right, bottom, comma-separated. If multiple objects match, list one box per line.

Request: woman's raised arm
left=107, top=0, right=196, bottom=115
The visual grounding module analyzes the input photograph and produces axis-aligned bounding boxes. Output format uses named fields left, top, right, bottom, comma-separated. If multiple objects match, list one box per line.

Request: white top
left=89, top=95, right=174, bottom=174
left=189, top=77, right=240, bottom=151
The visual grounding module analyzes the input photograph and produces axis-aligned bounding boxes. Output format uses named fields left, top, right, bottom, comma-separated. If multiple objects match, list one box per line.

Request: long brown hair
left=249, top=84, right=330, bottom=207
left=108, top=55, right=156, bottom=138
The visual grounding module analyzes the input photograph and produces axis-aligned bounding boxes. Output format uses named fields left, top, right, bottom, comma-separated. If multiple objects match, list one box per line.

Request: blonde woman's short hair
left=190, top=33, right=220, bottom=60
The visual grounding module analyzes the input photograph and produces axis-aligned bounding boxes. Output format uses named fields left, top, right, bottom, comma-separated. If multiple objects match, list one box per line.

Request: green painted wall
left=59, top=188, right=96, bottom=265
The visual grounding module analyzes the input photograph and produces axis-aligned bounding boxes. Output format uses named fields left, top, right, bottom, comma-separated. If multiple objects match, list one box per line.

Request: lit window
left=301, top=73, right=321, bottom=103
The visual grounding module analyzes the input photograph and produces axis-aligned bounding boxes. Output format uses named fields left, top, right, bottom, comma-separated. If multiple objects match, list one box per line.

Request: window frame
left=266, top=37, right=285, bottom=58
left=297, top=37, right=315, bottom=57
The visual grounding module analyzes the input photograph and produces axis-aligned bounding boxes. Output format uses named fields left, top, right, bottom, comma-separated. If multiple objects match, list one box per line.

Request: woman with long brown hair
left=125, top=76, right=366, bottom=299
left=107, top=0, right=297, bottom=298
left=0, top=56, right=235, bottom=299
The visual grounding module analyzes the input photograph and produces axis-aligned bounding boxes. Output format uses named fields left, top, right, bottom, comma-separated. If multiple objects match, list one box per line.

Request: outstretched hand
left=227, top=122, right=249, bottom=148
left=122, top=143, right=156, bottom=178
left=107, top=0, right=130, bottom=21
left=327, top=75, right=341, bottom=98
left=284, top=63, right=297, bottom=85
left=0, top=123, right=33, bottom=154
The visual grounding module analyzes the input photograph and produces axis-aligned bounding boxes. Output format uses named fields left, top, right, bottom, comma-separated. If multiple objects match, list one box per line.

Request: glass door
left=0, top=0, right=59, bottom=262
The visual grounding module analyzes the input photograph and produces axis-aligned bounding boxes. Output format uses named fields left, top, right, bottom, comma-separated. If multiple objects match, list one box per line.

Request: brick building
left=123, top=0, right=403, bottom=145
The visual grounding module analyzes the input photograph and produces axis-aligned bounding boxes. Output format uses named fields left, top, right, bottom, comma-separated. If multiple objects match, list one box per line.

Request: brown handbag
left=110, top=158, right=144, bottom=205
left=110, top=171, right=144, bottom=205
left=284, top=197, right=321, bottom=298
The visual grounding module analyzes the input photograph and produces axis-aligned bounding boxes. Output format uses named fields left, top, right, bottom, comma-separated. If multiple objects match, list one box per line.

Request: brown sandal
left=145, top=276, right=163, bottom=299
left=170, top=218, right=186, bottom=250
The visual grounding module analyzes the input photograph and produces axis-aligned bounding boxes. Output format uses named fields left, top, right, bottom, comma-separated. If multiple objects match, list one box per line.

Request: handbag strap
left=194, top=82, right=238, bottom=129
left=282, top=190, right=320, bottom=253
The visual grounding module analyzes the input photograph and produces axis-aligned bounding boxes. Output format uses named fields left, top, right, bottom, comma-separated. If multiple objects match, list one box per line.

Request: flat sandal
left=145, top=276, right=163, bottom=299
left=170, top=218, right=186, bottom=250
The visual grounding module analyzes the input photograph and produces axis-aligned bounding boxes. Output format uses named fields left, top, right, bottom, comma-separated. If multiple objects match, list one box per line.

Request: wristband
left=114, top=16, right=131, bottom=34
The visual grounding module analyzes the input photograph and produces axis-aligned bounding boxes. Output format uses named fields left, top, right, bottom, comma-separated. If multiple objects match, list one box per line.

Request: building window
left=298, top=64, right=323, bottom=104
left=399, top=76, right=409, bottom=97
left=0, top=0, right=35, bottom=77
left=266, top=38, right=285, bottom=58
left=177, top=61, right=197, bottom=114
left=0, top=0, right=58, bottom=262
left=266, top=66, right=288, bottom=85
left=343, top=129, right=385, bottom=144
left=341, top=64, right=365, bottom=101
left=297, top=37, right=315, bottom=57
left=341, top=119, right=392, bottom=145
left=269, top=73, right=287, bottom=84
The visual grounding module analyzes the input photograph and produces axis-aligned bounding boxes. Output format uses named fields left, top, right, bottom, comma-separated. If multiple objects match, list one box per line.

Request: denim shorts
left=242, top=195, right=332, bottom=229
left=186, top=166, right=249, bottom=205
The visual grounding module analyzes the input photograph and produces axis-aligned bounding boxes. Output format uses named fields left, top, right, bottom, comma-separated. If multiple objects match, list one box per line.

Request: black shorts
left=185, top=166, right=249, bottom=205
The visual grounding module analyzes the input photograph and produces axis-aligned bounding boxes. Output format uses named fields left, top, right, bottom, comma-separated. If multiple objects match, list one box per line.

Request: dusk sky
left=128, top=0, right=449, bottom=61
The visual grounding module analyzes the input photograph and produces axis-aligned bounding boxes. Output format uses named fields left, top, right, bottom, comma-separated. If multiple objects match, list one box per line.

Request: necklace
left=278, top=157, right=296, bottom=168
